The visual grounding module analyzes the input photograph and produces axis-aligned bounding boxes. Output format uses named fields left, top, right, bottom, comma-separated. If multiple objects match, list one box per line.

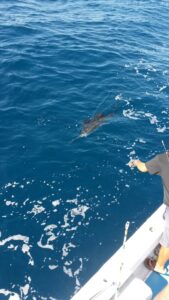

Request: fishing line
left=92, top=91, right=116, bottom=118
left=93, top=93, right=111, bottom=116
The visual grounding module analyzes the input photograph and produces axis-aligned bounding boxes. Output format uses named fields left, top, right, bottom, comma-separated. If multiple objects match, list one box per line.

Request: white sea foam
left=20, top=276, right=31, bottom=297
left=115, top=94, right=122, bottom=101
left=37, top=224, right=57, bottom=250
left=75, top=277, right=81, bottom=293
left=67, top=198, right=78, bottom=205
left=23, top=198, right=30, bottom=206
left=138, top=138, right=146, bottom=143
left=70, top=205, right=89, bottom=218
left=74, top=258, right=83, bottom=276
left=22, top=244, right=34, bottom=266
left=63, top=265, right=73, bottom=278
left=52, top=200, right=60, bottom=207
left=63, top=257, right=83, bottom=293
left=62, top=214, right=70, bottom=228
left=129, top=150, right=136, bottom=156
left=62, top=243, right=76, bottom=258
left=0, top=235, right=29, bottom=246
left=4, top=181, right=19, bottom=189
left=159, top=85, right=167, bottom=92
left=48, top=265, right=58, bottom=270
left=123, top=109, right=167, bottom=133
left=0, top=234, right=34, bottom=266
left=61, top=204, right=89, bottom=231
left=44, top=224, right=57, bottom=232
left=145, top=112, right=158, bottom=124
left=21, top=284, right=29, bottom=296
left=123, top=109, right=140, bottom=120
left=65, top=226, right=78, bottom=232
left=28, top=205, right=45, bottom=216
left=5, top=200, right=18, bottom=206
left=0, top=289, right=20, bottom=300
left=157, top=126, right=167, bottom=133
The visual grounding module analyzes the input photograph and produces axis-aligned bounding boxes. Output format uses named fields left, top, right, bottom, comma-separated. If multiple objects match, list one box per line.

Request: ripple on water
left=0, top=0, right=169, bottom=299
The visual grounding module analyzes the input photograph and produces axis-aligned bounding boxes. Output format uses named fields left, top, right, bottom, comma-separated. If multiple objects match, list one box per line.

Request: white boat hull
left=72, top=204, right=166, bottom=300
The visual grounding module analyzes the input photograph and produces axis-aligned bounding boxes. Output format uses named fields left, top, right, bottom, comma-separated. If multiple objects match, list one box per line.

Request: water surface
left=0, top=1, right=169, bottom=299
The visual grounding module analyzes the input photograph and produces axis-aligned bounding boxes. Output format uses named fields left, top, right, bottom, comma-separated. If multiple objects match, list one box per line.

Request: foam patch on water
left=123, top=109, right=167, bottom=133
left=5, top=200, right=18, bottom=206
left=157, top=126, right=167, bottom=133
left=115, top=93, right=130, bottom=105
left=138, top=138, right=146, bottom=143
left=48, top=265, right=58, bottom=270
left=52, top=200, right=60, bottom=207
left=63, top=257, right=84, bottom=294
left=37, top=224, right=57, bottom=250
left=61, top=205, right=89, bottom=232
left=20, top=276, right=31, bottom=298
left=0, top=234, right=34, bottom=266
left=62, top=242, right=76, bottom=258
left=22, top=244, right=34, bottom=266
left=159, top=85, right=167, bottom=92
left=0, top=289, right=20, bottom=300
left=115, top=94, right=122, bottom=101
left=28, top=204, right=45, bottom=216
left=70, top=205, right=89, bottom=218
left=0, top=235, right=29, bottom=246
left=67, top=198, right=78, bottom=205
left=4, top=181, right=20, bottom=189
left=125, top=59, right=157, bottom=81
left=0, top=178, right=122, bottom=297
left=63, top=258, right=83, bottom=279
left=144, top=112, right=158, bottom=124
left=123, top=109, right=141, bottom=120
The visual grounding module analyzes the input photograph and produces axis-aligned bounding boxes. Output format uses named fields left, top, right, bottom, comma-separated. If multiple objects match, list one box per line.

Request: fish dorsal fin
left=84, top=118, right=91, bottom=124
left=94, top=113, right=104, bottom=120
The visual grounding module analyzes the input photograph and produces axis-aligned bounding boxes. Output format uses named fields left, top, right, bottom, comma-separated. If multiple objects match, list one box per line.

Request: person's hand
left=128, top=159, right=147, bottom=172
left=128, top=160, right=135, bottom=168
left=128, top=160, right=138, bottom=168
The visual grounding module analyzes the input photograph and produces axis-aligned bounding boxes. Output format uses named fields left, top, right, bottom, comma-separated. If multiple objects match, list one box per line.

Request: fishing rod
left=114, top=221, right=130, bottom=300
left=89, top=221, right=130, bottom=300
left=161, top=140, right=169, bottom=164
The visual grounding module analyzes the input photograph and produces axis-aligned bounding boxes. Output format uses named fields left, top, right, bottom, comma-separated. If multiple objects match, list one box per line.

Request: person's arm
left=129, top=159, right=148, bottom=172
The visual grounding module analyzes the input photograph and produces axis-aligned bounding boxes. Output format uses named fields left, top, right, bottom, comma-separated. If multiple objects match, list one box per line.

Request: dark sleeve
left=145, top=155, right=161, bottom=175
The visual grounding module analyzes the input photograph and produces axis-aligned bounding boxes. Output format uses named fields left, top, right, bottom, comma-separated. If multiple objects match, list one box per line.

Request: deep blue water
left=0, top=0, right=169, bottom=299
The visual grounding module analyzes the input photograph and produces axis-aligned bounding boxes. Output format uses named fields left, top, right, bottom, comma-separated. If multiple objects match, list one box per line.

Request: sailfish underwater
left=71, top=112, right=114, bottom=143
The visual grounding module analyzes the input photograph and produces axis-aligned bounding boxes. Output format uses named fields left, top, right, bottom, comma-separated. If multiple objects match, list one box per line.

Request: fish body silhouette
left=80, top=112, right=113, bottom=137
left=70, top=113, right=113, bottom=143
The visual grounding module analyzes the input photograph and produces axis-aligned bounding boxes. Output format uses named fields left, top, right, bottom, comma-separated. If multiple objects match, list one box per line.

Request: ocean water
left=0, top=0, right=169, bottom=299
